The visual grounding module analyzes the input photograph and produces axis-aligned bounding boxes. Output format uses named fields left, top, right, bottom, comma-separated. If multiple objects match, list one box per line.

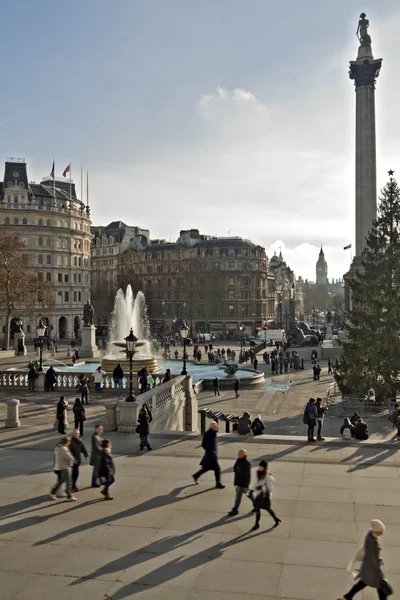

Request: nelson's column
left=345, top=13, right=382, bottom=308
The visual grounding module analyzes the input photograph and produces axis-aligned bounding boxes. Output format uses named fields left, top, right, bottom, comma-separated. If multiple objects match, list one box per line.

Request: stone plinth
left=80, top=325, right=100, bottom=358
left=118, top=399, right=139, bottom=433
left=5, top=399, right=20, bottom=428
left=103, top=402, right=118, bottom=431
left=13, top=331, right=27, bottom=356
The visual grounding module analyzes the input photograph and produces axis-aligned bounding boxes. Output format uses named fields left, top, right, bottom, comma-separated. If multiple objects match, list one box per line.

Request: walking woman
left=337, top=520, right=392, bottom=600
left=137, top=402, right=152, bottom=450
left=99, top=439, right=116, bottom=500
left=249, top=460, right=281, bottom=531
left=79, top=374, right=90, bottom=405
left=72, top=397, right=86, bottom=436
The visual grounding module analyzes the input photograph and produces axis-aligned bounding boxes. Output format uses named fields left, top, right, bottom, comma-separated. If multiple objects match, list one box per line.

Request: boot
left=317, top=435, right=325, bottom=441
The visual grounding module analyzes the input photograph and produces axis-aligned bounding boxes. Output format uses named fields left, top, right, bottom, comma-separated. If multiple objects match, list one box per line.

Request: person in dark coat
left=98, top=439, right=116, bottom=500
left=69, top=428, right=89, bottom=492
left=213, top=377, right=220, bottom=396
left=228, top=449, right=251, bottom=516
left=90, top=424, right=103, bottom=487
left=338, top=520, right=389, bottom=600
left=192, top=422, right=225, bottom=488
left=162, top=369, right=171, bottom=383
left=253, top=357, right=258, bottom=370
left=72, top=397, right=86, bottom=436
left=137, top=403, right=153, bottom=450
left=251, top=414, right=265, bottom=436
left=56, top=396, right=68, bottom=434
left=249, top=460, right=281, bottom=531
left=112, top=363, right=124, bottom=395
left=28, top=366, right=37, bottom=392
left=78, top=375, right=90, bottom=405
left=238, top=412, right=252, bottom=435
left=354, top=418, right=369, bottom=440
left=304, top=397, right=318, bottom=441
left=45, top=366, right=57, bottom=392
left=233, top=378, right=240, bottom=398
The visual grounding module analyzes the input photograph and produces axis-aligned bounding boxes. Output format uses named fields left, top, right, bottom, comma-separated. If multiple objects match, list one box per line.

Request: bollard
left=103, top=402, right=117, bottom=431
left=5, top=399, right=20, bottom=428
left=200, top=412, right=206, bottom=434
left=225, top=420, right=230, bottom=433
left=301, top=358, right=304, bottom=370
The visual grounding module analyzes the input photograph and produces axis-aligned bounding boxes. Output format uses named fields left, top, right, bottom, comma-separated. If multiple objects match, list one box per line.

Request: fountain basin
left=101, top=355, right=160, bottom=373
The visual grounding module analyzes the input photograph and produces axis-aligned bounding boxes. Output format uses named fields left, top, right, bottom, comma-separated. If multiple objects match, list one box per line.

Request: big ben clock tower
left=316, top=246, right=328, bottom=285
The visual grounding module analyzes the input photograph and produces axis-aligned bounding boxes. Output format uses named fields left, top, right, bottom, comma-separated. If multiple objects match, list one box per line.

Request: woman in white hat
left=337, top=519, right=392, bottom=599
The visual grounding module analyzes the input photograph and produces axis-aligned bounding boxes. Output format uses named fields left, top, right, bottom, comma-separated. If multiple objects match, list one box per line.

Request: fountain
left=101, top=286, right=160, bottom=373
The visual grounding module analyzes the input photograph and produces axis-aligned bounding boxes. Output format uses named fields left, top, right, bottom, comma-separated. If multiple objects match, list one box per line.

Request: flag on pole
left=50, top=160, right=55, bottom=179
left=343, top=244, right=352, bottom=250
left=62, top=164, right=70, bottom=177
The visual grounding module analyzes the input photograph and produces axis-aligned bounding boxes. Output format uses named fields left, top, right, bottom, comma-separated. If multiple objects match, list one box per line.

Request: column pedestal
left=80, top=326, right=100, bottom=358
left=118, top=400, right=139, bottom=433
left=5, top=399, right=20, bottom=428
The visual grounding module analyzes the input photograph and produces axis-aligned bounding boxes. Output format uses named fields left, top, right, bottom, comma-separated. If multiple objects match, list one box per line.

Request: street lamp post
left=37, top=319, right=46, bottom=372
left=262, top=314, right=267, bottom=347
left=239, top=322, right=245, bottom=356
left=125, top=328, right=138, bottom=402
left=179, top=322, right=189, bottom=375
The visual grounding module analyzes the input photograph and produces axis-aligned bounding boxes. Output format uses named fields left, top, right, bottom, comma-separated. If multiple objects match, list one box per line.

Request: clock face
left=13, top=171, right=19, bottom=178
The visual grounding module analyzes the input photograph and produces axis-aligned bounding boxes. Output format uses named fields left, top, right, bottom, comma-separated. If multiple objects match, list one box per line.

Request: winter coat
left=358, top=531, right=385, bottom=588
left=113, top=365, right=124, bottom=379
left=305, top=401, right=318, bottom=422
left=93, top=369, right=106, bottom=383
left=69, top=437, right=88, bottom=465
left=56, top=399, right=68, bottom=420
left=137, top=409, right=152, bottom=435
left=213, top=378, right=219, bottom=389
left=233, top=456, right=251, bottom=488
left=53, top=445, right=74, bottom=471
left=251, top=417, right=265, bottom=436
left=317, top=405, right=326, bottom=419
left=45, top=367, right=57, bottom=385
left=73, top=403, right=86, bottom=421
left=237, top=416, right=252, bottom=435
left=354, top=421, right=369, bottom=440
left=199, top=428, right=219, bottom=469
left=233, top=380, right=240, bottom=391
left=98, top=449, right=116, bottom=478
left=340, top=418, right=355, bottom=438
left=28, top=367, right=37, bottom=380
left=90, top=432, right=103, bottom=467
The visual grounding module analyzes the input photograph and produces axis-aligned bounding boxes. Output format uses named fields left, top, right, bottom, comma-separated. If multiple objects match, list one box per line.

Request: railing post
left=200, top=412, right=206, bottom=434
left=5, top=399, right=20, bottom=428
left=225, top=420, right=230, bottom=433
left=103, top=402, right=117, bottom=431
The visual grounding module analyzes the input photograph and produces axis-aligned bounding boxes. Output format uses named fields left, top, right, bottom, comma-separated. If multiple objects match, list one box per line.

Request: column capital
left=349, top=58, right=382, bottom=89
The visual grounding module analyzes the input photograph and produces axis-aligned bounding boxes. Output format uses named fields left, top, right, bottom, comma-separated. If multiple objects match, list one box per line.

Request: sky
left=1, top=0, right=400, bottom=281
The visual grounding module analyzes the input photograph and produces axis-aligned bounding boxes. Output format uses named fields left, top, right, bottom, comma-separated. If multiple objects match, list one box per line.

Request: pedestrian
left=99, top=439, right=116, bottom=500
left=69, top=428, right=89, bottom=492
left=93, top=366, right=106, bottom=393
left=328, top=358, right=333, bottom=374
left=162, top=368, right=171, bottom=383
left=28, top=365, right=37, bottom=392
left=72, top=397, right=86, bottom=436
left=304, top=397, right=318, bottom=442
left=233, top=378, right=240, bottom=398
left=146, top=372, right=154, bottom=389
left=354, top=417, right=369, bottom=440
left=313, top=362, right=320, bottom=381
left=56, top=396, right=68, bottom=434
left=316, top=397, right=326, bottom=441
left=90, top=424, right=103, bottom=487
left=192, top=422, right=225, bottom=488
left=341, top=417, right=355, bottom=439
left=174, top=350, right=179, bottom=360
left=337, top=520, right=392, bottom=600
left=251, top=414, right=265, bottom=436
left=79, top=374, right=90, bottom=405
left=238, top=411, right=252, bottom=435
left=227, top=348, right=231, bottom=360
left=45, top=365, right=57, bottom=392
left=213, top=376, right=220, bottom=396
left=253, top=357, right=258, bottom=370
left=228, top=449, right=251, bottom=516
left=249, top=460, right=281, bottom=531
left=49, top=436, right=77, bottom=501
left=137, top=402, right=152, bottom=450
left=139, top=368, right=148, bottom=393
left=112, top=363, right=124, bottom=395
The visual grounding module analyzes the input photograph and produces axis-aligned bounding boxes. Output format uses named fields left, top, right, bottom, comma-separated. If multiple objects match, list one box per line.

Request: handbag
left=380, top=579, right=393, bottom=596
left=135, top=424, right=140, bottom=434
left=303, top=410, right=309, bottom=425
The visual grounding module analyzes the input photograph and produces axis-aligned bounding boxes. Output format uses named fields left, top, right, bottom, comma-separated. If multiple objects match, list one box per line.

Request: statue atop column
left=357, top=13, right=371, bottom=46
left=83, top=300, right=94, bottom=327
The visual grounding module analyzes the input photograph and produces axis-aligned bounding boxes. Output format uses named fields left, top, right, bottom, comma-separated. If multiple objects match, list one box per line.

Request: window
left=64, top=291, right=69, bottom=302
left=14, top=195, right=18, bottom=204
left=57, top=256, right=62, bottom=266
left=64, top=274, right=69, bottom=283
left=78, top=274, right=81, bottom=283
left=58, top=273, right=62, bottom=282
left=228, top=290, right=234, bottom=300
left=57, top=291, right=62, bottom=304
left=64, top=256, right=69, bottom=266
left=46, top=255, right=51, bottom=265
left=22, top=218, right=27, bottom=225
left=4, top=218, right=10, bottom=224
left=38, top=237, right=43, bottom=246
left=38, top=255, right=43, bottom=265
left=78, top=257, right=82, bottom=266
left=74, top=257, right=77, bottom=266
left=46, top=219, right=51, bottom=226
left=7, top=195, right=11, bottom=203
left=13, top=217, right=19, bottom=225
left=38, top=219, right=43, bottom=226
left=46, top=238, right=51, bottom=247
left=73, top=273, right=77, bottom=283
left=73, top=291, right=77, bottom=302
left=78, top=291, right=81, bottom=302
left=46, top=272, right=51, bottom=282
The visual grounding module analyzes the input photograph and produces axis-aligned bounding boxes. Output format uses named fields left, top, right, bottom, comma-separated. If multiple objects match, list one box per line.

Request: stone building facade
left=268, top=251, right=296, bottom=330
left=117, top=229, right=276, bottom=338
left=0, top=158, right=92, bottom=341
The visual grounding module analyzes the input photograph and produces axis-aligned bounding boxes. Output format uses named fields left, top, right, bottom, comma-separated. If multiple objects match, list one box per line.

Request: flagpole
left=86, top=170, right=90, bottom=215
left=53, top=158, right=56, bottom=205
left=80, top=166, right=83, bottom=203
left=69, top=163, right=72, bottom=203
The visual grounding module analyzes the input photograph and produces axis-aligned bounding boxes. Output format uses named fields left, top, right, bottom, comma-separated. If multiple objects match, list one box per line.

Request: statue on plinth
left=83, top=301, right=94, bottom=327
left=357, top=13, right=371, bottom=46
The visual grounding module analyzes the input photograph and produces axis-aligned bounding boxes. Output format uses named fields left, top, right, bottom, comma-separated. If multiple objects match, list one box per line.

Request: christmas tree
left=335, top=172, right=400, bottom=401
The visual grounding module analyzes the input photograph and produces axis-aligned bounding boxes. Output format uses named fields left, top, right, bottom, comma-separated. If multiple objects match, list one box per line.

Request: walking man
left=328, top=358, right=332, bottom=375
left=56, top=396, right=68, bottom=435
left=69, top=429, right=89, bottom=492
left=213, top=376, right=220, bottom=396
left=228, top=449, right=251, bottom=516
left=192, top=422, right=225, bottom=489
left=233, top=378, right=240, bottom=398
left=112, top=363, right=124, bottom=395
left=49, top=437, right=77, bottom=501
left=90, top=424, right=103, bottom=488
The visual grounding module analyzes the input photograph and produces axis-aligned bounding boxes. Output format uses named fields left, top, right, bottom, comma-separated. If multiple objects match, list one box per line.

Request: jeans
left=75, top=419, right=84, bottom=436
left=317, top=418, right=323, bottom=436
left=51, top=469, right=72, bottom=498
left=113, top=379, right=122, bottom=394
left=101, top=474, right=115, bottom=496
left=72, top=463, right=80, bottom=488
left=193, top=464, right=221, bottom=485
left=344, top=579, right=388, bottom=600
left=81, top=391, right=88, bottom=404
left=95, top=382, right=101, bottom=393
left=307, top=419, right=316, bottom=440
left=91, top=466, right=99, bottom=487
left=57, top=417, right=65, bottom=434
left=28, top=379, right=35, bottom=392
left=233, top=486, right=247, bottom=511
left=140, top=434, right=150, bottom=449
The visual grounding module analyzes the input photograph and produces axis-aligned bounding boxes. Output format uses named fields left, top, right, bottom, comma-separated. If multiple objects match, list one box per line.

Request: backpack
left=342, top=427, right=352, bottom=440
